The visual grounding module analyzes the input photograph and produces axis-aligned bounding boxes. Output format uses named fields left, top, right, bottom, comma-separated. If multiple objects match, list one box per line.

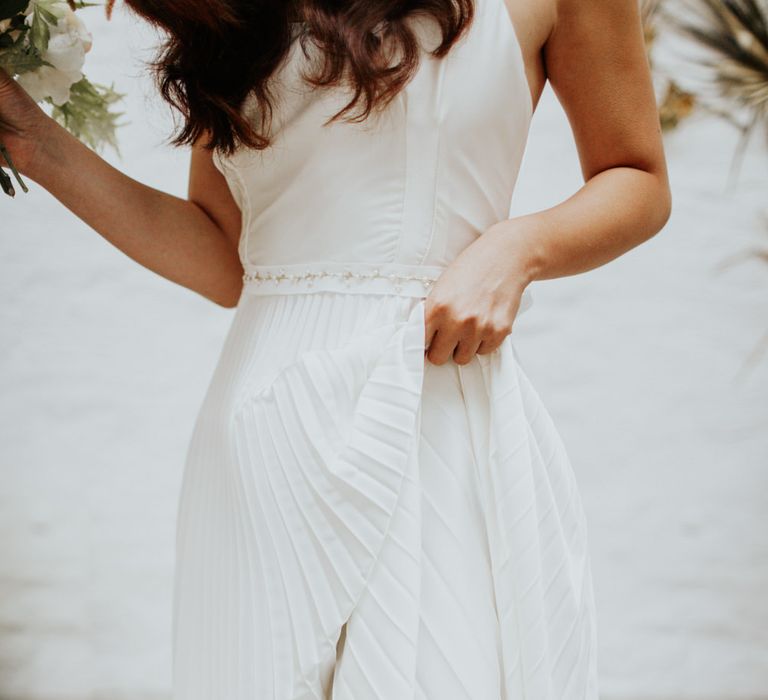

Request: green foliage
left=0, top=42, right=46, bottom=74
left=1, top=0, right=126, bottom=197
left=0, top=0, right=59, bottom=76
left=0, top=0, right=64, bottom=59
left=33, top=0, right=63, bottom=24
left=29, top=1, right=61, bottom=52
left=48, top=76, right=126, bottom=153
left=0, top=15, right=47, bottom=74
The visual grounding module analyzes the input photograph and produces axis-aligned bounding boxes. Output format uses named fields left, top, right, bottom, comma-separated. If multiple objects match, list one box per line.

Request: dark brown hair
left=121, top=0, right=474, bottom=154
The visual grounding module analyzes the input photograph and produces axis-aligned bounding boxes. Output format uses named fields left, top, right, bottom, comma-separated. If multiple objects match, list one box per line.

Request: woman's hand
left=423, top=222, right=535, bottom=366
left=0, top=67, right=52, bottom=176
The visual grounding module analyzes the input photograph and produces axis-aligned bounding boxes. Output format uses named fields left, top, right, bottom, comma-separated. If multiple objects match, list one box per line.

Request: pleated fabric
left=173, top=290, right=599, bottom=699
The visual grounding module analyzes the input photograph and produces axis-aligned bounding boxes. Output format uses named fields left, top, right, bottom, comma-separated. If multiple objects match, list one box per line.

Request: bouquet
left=0, top=0, right=123, bottom=197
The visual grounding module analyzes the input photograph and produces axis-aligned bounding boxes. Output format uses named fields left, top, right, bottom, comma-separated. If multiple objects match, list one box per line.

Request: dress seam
left=417, top=56, right=446, bottom=266
left=229, top=157, right=253, bottom=266
left=391, top=90, right=410, bottom=264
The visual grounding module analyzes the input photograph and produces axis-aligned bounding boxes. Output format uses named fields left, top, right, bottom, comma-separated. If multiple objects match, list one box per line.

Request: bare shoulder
left=500, top=0, right=557, bottom=112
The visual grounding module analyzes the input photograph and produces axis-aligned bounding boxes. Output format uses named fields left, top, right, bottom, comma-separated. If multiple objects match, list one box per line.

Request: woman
left=0, top=0, right=671, bottom=696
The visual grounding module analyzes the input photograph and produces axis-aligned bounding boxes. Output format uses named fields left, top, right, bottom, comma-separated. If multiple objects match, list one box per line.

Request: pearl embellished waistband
left=241, top=261, right=448, bottom=298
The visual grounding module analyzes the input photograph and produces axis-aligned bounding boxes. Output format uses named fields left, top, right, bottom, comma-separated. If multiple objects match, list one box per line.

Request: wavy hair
left=121, top=0, right=475, bottom=154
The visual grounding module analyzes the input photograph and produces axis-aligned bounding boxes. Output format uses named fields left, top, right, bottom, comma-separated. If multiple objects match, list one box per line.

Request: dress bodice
left=212, top=0, right=533, bottom=272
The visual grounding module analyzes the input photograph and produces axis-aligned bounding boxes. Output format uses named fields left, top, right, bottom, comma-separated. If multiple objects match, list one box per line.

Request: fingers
left=452, top=336, right=482, bottom=365
left=424, top=298, right=514, bottom=365
left=425, top=327, right=459, bottom=365
left=476, top=338, right=499, bottom=355
left=424, top=321, right=509, bottom=366
left=427, top=326, right=504, bottom=365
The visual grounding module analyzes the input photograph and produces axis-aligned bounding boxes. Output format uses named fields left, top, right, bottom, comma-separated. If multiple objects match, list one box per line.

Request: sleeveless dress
left=172, top=1, right=599, bottom=697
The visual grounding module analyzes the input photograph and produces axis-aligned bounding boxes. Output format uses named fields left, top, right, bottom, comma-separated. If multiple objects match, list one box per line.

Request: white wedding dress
left=172, top=0, right=599, bottom=697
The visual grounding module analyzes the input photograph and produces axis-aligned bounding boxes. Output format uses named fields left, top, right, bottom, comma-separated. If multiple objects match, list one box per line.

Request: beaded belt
left=241, top=261, right=448, bottom=298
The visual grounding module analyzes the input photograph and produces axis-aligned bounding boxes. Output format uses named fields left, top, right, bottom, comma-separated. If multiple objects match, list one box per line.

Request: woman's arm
left=1, top=70, right=244, bottom=308
left=424, top=0, right=672, bottom=365
left=495, top=0, right=672, bottom=283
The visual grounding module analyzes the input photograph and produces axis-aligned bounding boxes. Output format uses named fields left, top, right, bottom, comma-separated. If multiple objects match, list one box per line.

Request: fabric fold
left=174, top=299, right=428, bottom=698
left=173, top=290, right=598, bottom=699
left=471, top=339, right=600, bottom=698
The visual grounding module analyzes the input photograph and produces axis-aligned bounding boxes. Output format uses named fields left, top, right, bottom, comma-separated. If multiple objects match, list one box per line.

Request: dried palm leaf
left=662, top=0, right=768, bottom=176
left=641, top=0, right=664, bottom=50
left=640, top=0, right=698, bottom=130
left=658, top=79, right=697, bottom=129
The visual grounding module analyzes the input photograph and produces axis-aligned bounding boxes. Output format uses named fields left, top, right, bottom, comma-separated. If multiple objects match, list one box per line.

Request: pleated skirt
left=172, top=288, right=599, bottom=699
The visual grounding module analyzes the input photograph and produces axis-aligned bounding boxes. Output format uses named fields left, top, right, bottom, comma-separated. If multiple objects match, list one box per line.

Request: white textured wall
left=1, top=6, right=766, bottom=699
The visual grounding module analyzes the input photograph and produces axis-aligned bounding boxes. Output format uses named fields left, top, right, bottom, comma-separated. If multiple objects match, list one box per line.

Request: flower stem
left=0, top=142, right=29, bottom=194
left=0, top=165, right=15, bottom=197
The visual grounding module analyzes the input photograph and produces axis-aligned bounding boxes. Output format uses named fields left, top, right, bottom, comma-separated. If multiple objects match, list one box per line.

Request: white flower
left=16, top=2, right=93, bottom=106
left=46, top=18, right=89, bottom=72
left=57, top=6, right=92, bottom=55
left=17, top=64, right=81, bottom=104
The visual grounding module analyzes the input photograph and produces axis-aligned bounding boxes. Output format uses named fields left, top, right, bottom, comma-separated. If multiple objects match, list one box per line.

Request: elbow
left=214, top=295, right=240, bottom=309
left=214, top=288, right=242, bottom=309
left=209, top=277, right=244, bottom=309
left=658, top=182, right=673, bottom=231
left=646, top=171, right=673, bottom=239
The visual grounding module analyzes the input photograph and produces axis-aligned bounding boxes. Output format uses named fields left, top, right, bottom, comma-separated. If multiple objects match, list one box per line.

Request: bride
left=0, top=0, right=670, bottom=697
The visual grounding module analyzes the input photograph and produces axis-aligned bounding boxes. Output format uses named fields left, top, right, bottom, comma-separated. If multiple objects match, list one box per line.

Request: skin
left=426, top=0, right=672, bottom=364
left=0, top=0, right=671, bottom=366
